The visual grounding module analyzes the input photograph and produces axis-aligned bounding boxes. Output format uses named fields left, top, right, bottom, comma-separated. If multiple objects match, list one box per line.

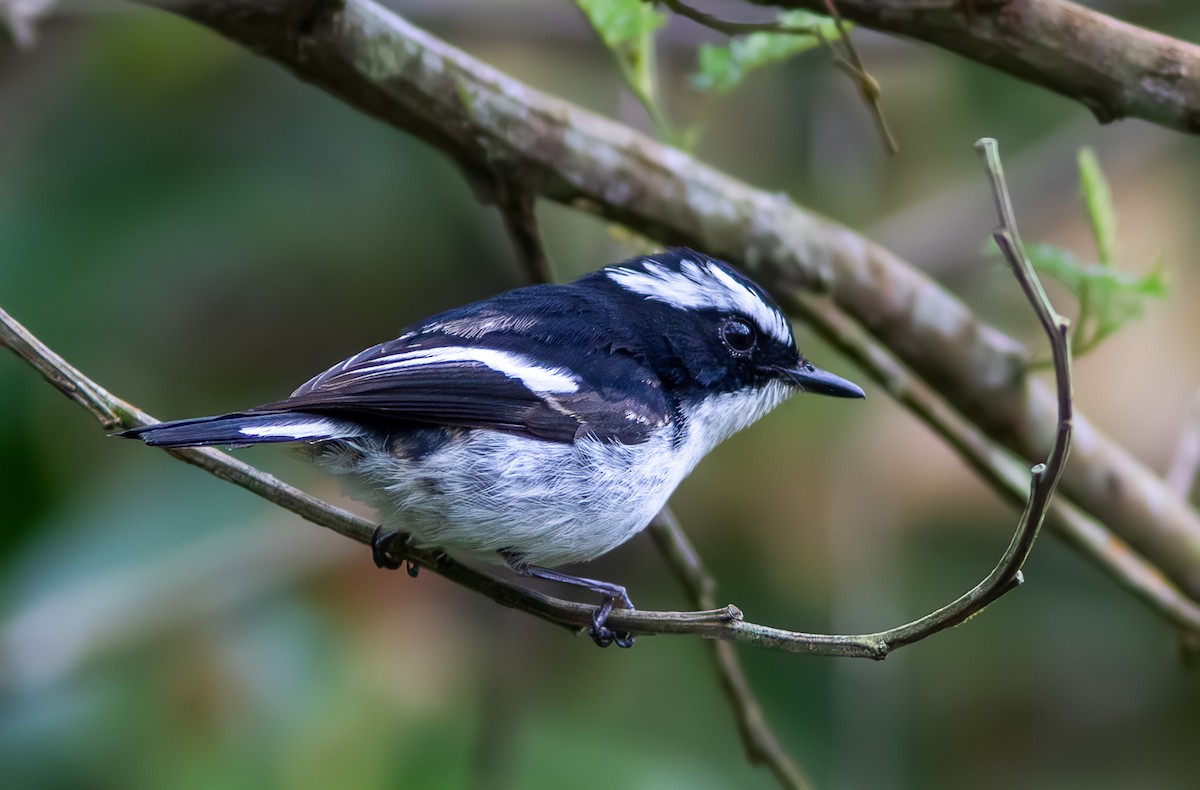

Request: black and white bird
left=121, top=249, right=864, bottom=647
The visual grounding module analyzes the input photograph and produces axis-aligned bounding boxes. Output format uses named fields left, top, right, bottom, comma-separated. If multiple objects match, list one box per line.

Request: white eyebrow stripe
left=606, top=258, right=792, bottom=344
left=351, top=346, right=580, bottom=394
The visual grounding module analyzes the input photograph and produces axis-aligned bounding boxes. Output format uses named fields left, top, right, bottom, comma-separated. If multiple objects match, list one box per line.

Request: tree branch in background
left=495, top=189, right=554, bottom=285
left=0, top=0, right=56, bottom=49
left=752, top=0, right=1200, bottom=135
left=1167, top=392, right=1200, bottom=500
left=648, top=511, right=814, bottom=790
left=139, top=0, right=1200, bottom=610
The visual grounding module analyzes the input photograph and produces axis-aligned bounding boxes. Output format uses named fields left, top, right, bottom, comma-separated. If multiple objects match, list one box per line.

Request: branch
left=648, top=511, right=814, bottom=790
left=138, top=0, right=1200, bottom=607
left=0, top=0, right=56, bottom=49
left=752, top=0, right=1200, bottom=135
left=1167, top=392, right=1200, bottom=500
left=496, top=189, right=553, bottom=286
left=656, top=0, right=815, bottom=36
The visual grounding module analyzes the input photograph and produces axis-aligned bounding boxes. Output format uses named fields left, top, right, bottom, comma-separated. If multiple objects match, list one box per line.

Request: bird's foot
left=499, top=552, right=636, bottom=649
left=588, top=594, right=635, bottom=649
left=371, top=526, right=419, bottom=576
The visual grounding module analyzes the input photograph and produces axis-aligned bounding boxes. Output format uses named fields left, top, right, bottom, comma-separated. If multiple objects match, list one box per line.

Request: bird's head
left=593, top=249, right=865, bottom=406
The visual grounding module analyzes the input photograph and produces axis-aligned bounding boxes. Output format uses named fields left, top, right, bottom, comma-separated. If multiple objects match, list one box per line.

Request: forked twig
left=860, top=137, right=1073, bottom=650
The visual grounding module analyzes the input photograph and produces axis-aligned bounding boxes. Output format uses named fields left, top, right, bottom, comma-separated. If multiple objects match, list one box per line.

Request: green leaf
left=576, top=0, right=676, bottom=142
left=576, top=0, right=665, bottom=49
left=694, top=43, right=741, bottom=94
left=1024, top=244, right=1087, bottom=293
left=1008, top=148, right=1165, bottom=356
left=1078, top=146, right=1118, bottom=266
left=1026, top=245, right=1166, bottom=297
left=1022, top=242, right=1167, bottom=354
left=692, top=11, right=843, bottom=95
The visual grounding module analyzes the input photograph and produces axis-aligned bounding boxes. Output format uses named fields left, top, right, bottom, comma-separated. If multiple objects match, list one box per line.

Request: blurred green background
left=3, top=2, right=1200, bottom=788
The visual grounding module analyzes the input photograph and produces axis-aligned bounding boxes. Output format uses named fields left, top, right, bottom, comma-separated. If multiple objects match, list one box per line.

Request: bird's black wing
left=253, top=311, right=670, bottom=446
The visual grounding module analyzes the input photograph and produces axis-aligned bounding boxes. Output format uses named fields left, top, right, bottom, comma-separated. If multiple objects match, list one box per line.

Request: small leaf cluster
left=1024, top=147, right=1167, bottom=356
left=575, top=1, right=842, bottom=148
left=693, top=11, right=841, bottom=94
left=576, top=0, right=665, bottom=51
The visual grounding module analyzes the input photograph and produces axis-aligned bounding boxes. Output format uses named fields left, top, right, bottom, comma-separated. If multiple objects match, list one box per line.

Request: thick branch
left=140, top=0, right=1200, bottom=601
left=754, top=0, right=1200, bottom=134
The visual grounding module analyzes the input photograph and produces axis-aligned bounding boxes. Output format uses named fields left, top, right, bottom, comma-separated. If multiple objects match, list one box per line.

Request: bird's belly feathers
left=313, top=428, right=692, bottom=566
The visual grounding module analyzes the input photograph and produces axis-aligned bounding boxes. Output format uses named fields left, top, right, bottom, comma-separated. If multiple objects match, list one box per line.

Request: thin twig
left=656, top=0, right=818, bottom=37
left=496, top=190, right=553, bottom=285
left=0, top=308, right=123, bottom=428
left=797, top=137, right=1075, bottom=653
left=1167, top=392, right=1200, bottom=500
left=648, top=511, right=814, bottom=790
left=818, top=0, right=898, bottom=154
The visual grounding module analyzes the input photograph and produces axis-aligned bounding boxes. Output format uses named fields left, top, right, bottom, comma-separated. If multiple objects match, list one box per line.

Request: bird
left=120, top=248, right=864, bottom=647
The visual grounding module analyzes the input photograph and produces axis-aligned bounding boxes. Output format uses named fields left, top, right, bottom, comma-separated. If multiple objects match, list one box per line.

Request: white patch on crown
left=606, top=257, right=792, bottom=345
left=351, top=346, right=580, bottom=394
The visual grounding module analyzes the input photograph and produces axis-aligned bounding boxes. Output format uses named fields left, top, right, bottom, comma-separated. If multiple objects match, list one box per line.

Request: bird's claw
left=589, top=598, right=635, bottom=649
left=587, top=624, right=635, bottom=649
left=372, top=526, right=419, bottom=574
left=371, top=527, right=401, bottom=569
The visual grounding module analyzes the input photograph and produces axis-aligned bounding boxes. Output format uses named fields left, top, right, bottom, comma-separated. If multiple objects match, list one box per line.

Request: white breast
left=319, top=381, right=795, bottom=567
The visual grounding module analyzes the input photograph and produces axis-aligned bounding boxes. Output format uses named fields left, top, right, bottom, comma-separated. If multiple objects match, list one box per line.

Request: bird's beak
left=780, top=362, right=865, bottom=399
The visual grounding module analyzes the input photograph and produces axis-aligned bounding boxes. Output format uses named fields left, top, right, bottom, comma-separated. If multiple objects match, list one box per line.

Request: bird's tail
left=117, top=411, right=360, bottom=449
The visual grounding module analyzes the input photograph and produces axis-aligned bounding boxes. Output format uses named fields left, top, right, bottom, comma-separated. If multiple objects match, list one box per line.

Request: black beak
left=781, top=362, right=865, bottom=399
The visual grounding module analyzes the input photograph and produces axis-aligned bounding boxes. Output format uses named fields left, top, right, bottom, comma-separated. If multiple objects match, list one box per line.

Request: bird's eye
left=720, top=318, right=757, bottom=355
